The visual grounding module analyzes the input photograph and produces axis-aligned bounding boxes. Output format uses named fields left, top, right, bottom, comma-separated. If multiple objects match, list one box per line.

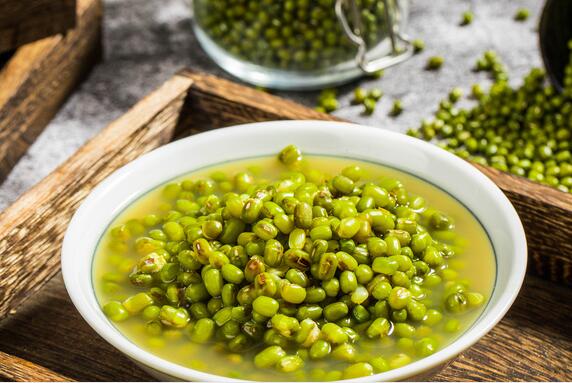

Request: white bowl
left=62, top=120, right=527, bottom=382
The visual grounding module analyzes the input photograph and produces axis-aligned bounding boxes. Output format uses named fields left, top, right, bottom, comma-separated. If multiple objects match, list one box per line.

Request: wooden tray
left=0, top=0, right=76, bottom=53
left=0, top=0, right=102, bottom=184
left=0, top=71, right=571, bottom=381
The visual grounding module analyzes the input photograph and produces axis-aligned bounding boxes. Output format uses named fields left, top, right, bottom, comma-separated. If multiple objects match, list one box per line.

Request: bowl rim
left=62, top=120, right=527, bottom=382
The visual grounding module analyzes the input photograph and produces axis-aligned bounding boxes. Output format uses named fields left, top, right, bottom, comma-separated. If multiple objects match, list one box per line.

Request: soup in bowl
left=62, top=120, right=527, bottom=381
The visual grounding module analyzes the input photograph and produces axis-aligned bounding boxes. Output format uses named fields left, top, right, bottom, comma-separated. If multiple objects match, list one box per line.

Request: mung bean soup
left=94, top=145, right=495, bottom=381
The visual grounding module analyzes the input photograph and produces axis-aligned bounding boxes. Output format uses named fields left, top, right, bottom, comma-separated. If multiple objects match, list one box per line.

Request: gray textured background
left=0, top=0, right=542, bottom=210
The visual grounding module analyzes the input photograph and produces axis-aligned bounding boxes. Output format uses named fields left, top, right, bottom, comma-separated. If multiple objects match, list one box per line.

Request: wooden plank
left=174, top=69, right=339, bottom=137
left=0, top=274, right=568, bottom=381
left=0, top=75, right=194, bottom=320
left=0, top=0, right=76, bottom=53
left=0, top=0, right=101, bottom=184
left=0, top=351, right=71, bottom=382
left=474, top=164, right=572, bottom=285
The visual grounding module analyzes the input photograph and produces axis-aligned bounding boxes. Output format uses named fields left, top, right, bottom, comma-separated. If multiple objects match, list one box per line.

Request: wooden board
left=0, top=70, right=571, bottom=381
left=0, top=0, right=102, bottom=184
left=0, top=0, right=76, bottom=53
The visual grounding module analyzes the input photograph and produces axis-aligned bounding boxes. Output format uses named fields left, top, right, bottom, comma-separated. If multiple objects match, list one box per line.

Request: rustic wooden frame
left=0, top=0, right=102, bottom=184
left=0, top=70, right=570, bottom=381
left=0, top=0, right=76, bottom=53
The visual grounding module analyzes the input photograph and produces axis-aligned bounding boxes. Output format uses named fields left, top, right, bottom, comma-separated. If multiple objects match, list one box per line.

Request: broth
left=93, top=155, right=495, bottom=381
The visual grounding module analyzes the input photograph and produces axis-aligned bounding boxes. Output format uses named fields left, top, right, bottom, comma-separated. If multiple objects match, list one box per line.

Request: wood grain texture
left=0, top=75, right=194, bottom=320
left=0, top=0, right=101, bottom=184
left=0, top=274, right=569, bottom=381
left=474, top=164, right=572, bottom=285
left=0, top=0, right=76, bottom=53
left=175, top=69, right=340, bottom=137
left=0, top=351, right=71, bottom=382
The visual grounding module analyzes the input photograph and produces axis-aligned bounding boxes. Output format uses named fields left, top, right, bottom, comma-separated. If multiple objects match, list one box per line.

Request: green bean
left=142, top=305, right=161, bottom=321
left=295, top=318, right=320, bottom=347
left=388, top=287, right=412, bottom=309
left=304, top=287, right=326, bottom=303
left=343, top=362, right=374, bottom=379
left=366, top=317, right=391, bottom=338
left=271, top=314, right=300, bottom=336
left=294, top=202, right=313, bottom=229
left=288, top=228, right=306, bottom=250
left=207, top=297, right=223, bottom=315
left=285, top=269, right=308, bottom=287
left=297, top=305, right=323, bottom=321
left=123, top=293, right=154, bottom=314
left=284, top=249, right=311, bottom=270
left=236, top=284, right=257, bottom=306
left=318, top=279, right=339, bottom=299
left=278, top=145, right=303, bottom=166
left=103, top=301, right=129, bottom=322
left=221, top=263, right=244, bottom=284
left=332, top=175, right=355, bottom=195
left=242, top=198, right=263, bottom=223
left=324, top=302, right=349, bottom=322
left=514, top=7, right=530, bottom=21
left=244, top=257, right=265, bottom=282
left=309, top=339, right=331, bottom=359
left=189, top=302, right=209, bottom=319
left=416, top=337, right=439, bottom=357
left=208, top=251, right=229, bottom=268
left=159, top=305, right=189, bottom=328
left=221, top=283, right=237, bottom=307
left=340, top=271, right=358, bottom=293
left=203, top=268, right=223, bottom=297
left=213, top=306, right=233, bottom=326
left=331, top=343, right=356, bottom=361
left=189, top=318, right=215, bottom=343
left=316, top=252, right=338, bottom=280
left=321, top=323, right=348, bottom=344
left=426, top=56, right=444, bottom=70
left=253, top=296, right=279, bottom=317
left=218, top=218, right=245, bottom=244
left=337, top=217, right=361, bottom=239
left=407, top=300, right=427, bottom=321
left=351, top=286, right=369, bottom=304
left=254, top=345, right=286, bottom=369
left=281, top=283, right=307, bottom=304
left=253, top=220, right=279, bottom=240
left=336, top=251, right=358, bottom=271
left=276, top=355, right=304, bottom=372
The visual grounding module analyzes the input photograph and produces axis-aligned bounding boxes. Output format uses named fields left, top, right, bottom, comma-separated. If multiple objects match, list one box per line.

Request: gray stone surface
left=0, top=0, right=543, bottom=210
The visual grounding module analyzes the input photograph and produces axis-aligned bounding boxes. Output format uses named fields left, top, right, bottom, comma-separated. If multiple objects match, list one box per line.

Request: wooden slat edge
left=0, top=0, right=102, bottom=184
left=474, top=164, right=572, bottom=285
left=0, top=0, right=76, bottom=53
left=177, top=69, right=340, bottom=135
left=0, top=351, right=72, bottom=382
left=0, top=74, right=194, bottom=320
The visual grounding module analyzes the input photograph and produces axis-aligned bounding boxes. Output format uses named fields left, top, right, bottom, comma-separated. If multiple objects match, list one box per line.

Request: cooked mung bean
left=95, top=146, right=494, bottom=381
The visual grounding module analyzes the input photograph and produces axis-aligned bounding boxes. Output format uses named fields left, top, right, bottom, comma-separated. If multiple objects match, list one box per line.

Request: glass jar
left=190, top=0, right=411, bottom=90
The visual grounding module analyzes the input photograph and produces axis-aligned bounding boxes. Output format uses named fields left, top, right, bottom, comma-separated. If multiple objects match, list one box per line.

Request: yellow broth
left=93, top=155, right=495, bottom=381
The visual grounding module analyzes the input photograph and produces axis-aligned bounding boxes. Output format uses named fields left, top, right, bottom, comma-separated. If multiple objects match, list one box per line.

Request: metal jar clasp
left=335, top=0, right=412, bottom=74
